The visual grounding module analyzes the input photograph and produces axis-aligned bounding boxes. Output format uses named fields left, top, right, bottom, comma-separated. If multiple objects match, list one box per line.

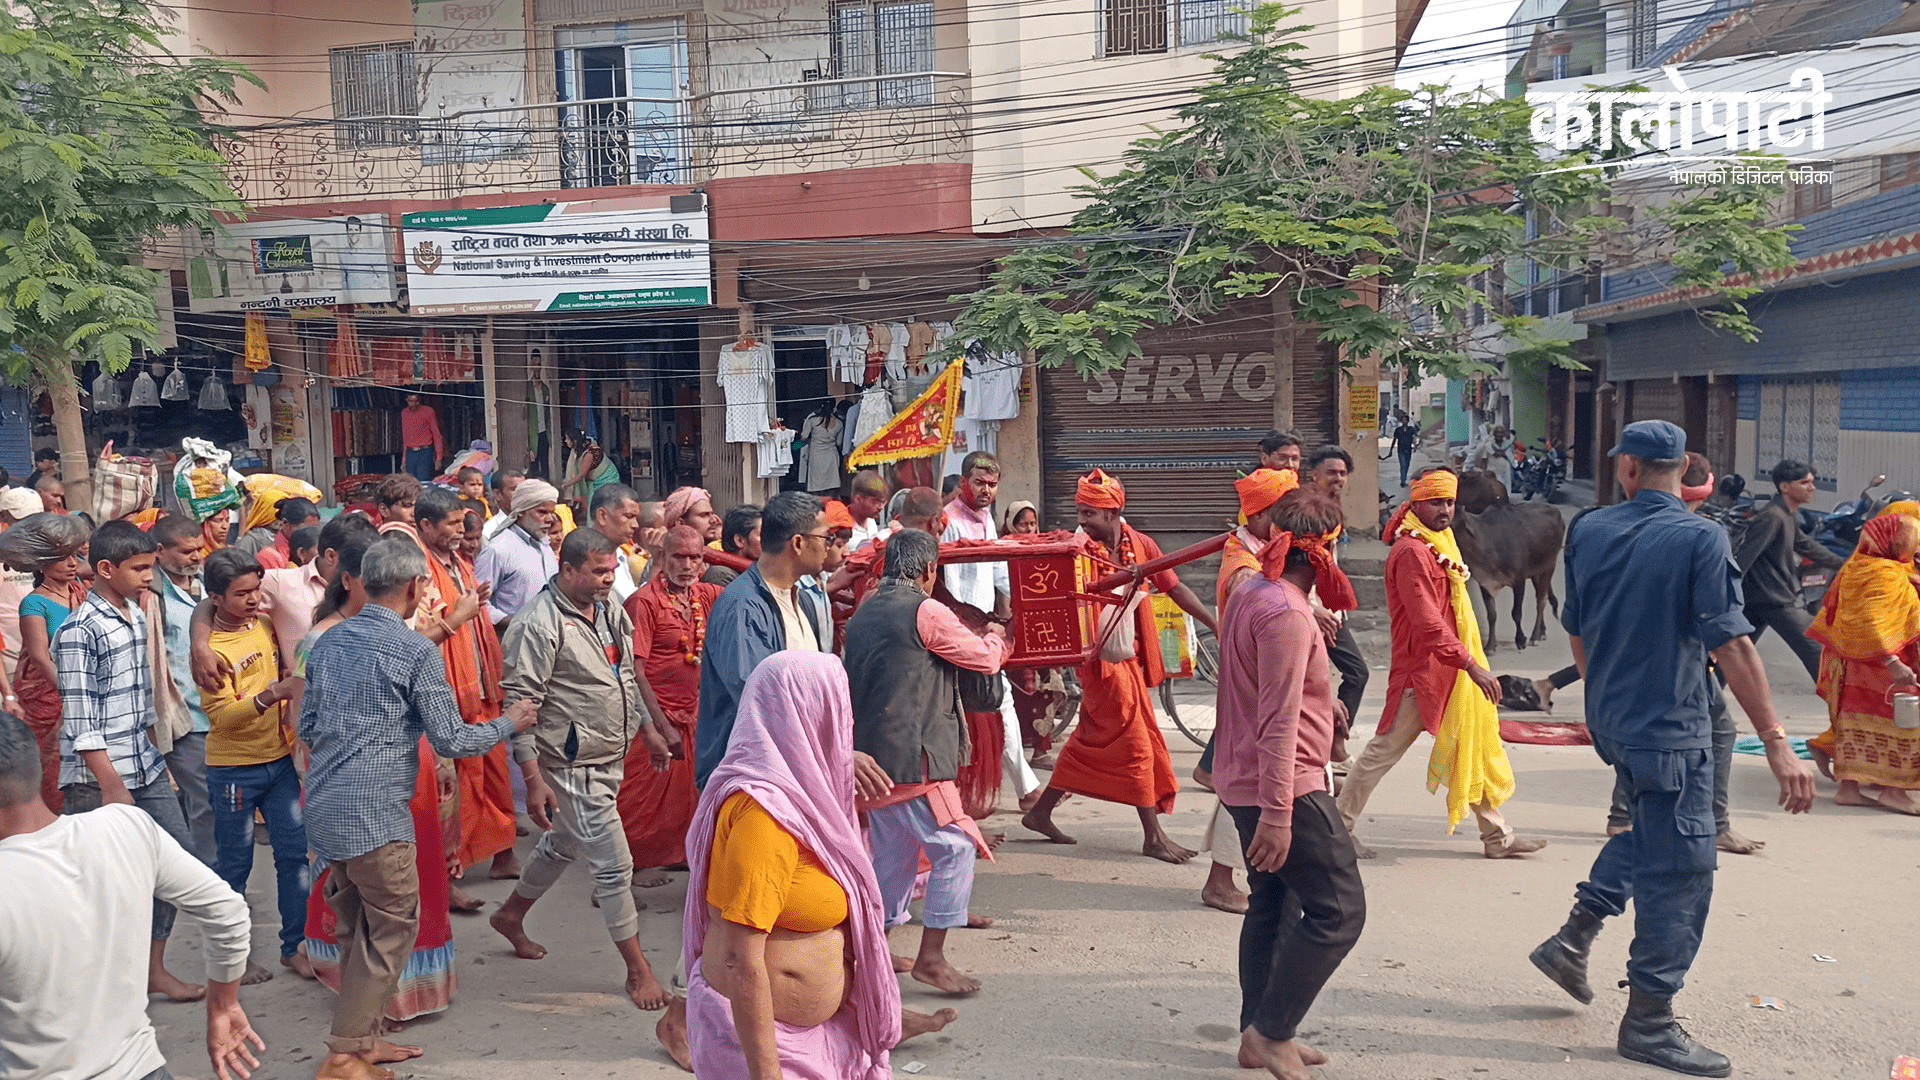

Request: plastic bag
left=0, top=511, right=90, bottom=572
left=173, top=437, right=243, bottom=523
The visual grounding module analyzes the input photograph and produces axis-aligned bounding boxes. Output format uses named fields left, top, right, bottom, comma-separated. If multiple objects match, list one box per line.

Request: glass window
left=828, top=2, right=933, bottom=110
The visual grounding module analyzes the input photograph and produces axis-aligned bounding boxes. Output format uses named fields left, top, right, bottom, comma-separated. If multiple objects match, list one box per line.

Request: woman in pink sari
left=684, top=651, right=954, bottom=1079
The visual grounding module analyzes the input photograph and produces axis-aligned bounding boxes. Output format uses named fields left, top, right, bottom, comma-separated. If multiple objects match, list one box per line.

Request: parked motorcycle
left=1510, top=437, right=1567, bottom=502
left=1797, top=475, right=1912, bottom=609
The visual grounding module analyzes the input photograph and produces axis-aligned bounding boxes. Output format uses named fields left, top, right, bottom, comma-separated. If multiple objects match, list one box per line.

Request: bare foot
left=313, top=1051, right=396, bottom=1080
left=489, top=908, right=548, bottom=959
left=1144, top=835, right=1197, bottom=865
left=627, top=966, right=671, bottom=1010
left=1716, top=828, right=1765, bottom=854
left=1875, top=787, right=1920, bottom=816
left=633, top=871, right=672, bottom=888
left=149, top=967, right=206, bottom=1002
left=983, top=831, right=1006, bottom=851
left=1191, top=766, right=1215, bottom=792
left=900, top=1007, right=959, bottom=1042
left=517, top=821, right=531, bottom=837
left=1351, top=840, right=1377, bottom=860
left=967, top=913, right=994, bottom=929
left=1202, top=881, right=1250, bottom=914
left=371, top=1038, right=423, bottom=1063
left=240, top=960, right=276, bottom=985
left=448, top=884, right=485, bottom=913
left=893, top=953, right=918, bottom=973
left=657, top=996, right=692, bottom=1072
left=1810, top=745, right=1835, bottom=780
left=281, top=950, right=319, bottom=979
left=1237, top=1028, right=1314, bottom=1080
left=1018, top=789, right=1044, bottom=813
left=1297, top=1041, right=1329, bottom=1066
left=1836, top=782, right=1883, bottom=808
left=1532, top=677, right=1555, bottom=714
left=1021, top=809, right=1076, bottom=844
left=490, top=851, right=522, bottom=879
left=911, top=957, right=982, bottom=994
left=1029, top=753, right=1055, bottom=770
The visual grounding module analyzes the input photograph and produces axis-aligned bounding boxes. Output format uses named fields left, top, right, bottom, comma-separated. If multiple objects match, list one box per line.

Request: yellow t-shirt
left=203, top=617, right=292, bottom=767
left=705, top=791, right=848, bottom=934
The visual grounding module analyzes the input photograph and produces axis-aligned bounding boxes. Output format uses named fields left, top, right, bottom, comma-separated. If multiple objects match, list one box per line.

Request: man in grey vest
left=845, top=529, right=1007, bottom=996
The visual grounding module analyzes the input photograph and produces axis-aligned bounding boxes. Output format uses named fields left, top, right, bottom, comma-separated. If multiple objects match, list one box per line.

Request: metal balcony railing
left=219, top=71, right=970, bottom=206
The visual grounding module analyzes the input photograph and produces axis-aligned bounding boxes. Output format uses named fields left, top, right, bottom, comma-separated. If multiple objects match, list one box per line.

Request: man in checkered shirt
left=297, top=537, right=538, bottom=1079
left=54, top=520, right=208, bottom=1003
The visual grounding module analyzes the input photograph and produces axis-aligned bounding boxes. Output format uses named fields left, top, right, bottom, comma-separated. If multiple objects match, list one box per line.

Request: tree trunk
left=45, top=360, right=92, bottom=515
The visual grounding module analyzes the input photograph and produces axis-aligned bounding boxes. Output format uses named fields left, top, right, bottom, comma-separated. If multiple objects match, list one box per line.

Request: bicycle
left=1157, top=624, right=1220, bottom=748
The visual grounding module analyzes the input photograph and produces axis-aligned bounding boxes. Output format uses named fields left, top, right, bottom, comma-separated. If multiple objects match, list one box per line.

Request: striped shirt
left=55, top=591, right=167, bottom=789
left=298, top=603, right=516, bottom=862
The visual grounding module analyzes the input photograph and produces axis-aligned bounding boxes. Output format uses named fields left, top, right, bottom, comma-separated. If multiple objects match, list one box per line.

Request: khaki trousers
left=1335, top=690, right=1512, bottom=850
left=324, top=841, right=420, bottom=1055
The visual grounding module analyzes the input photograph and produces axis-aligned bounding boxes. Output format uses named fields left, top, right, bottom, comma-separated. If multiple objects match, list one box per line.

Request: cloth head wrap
left=822, top=499, right=857, bottom=531
left=1076, top=468, right=1125, bottom=510
left=510, top=478, right=560, bottom=517
left=662, top=486, right=711, bottom=530
left=1809, top=512, right=1920, bottom=662
left=1679, top=472, right=1716, bottom=504
left=1001, top=499, right=1037, bottom=534
left=239, top=474, right=322, bottom=535
left=1236, top=468, right=1298, bottom=519
left=1259, top=523, right=1357, bottom=611
left=1878, top=500, right=1920, bottom=523
left=1408, top=471, right=1459, bottom=502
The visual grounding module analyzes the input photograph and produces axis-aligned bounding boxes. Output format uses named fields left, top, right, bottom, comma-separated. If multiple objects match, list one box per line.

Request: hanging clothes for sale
left=92, top=370, right=124, bottom=410
left=962, top=342, right=1021, bottom=421
left=755, top=424, right=796, bottom=478
left=827, top=324, right=868, bottom=384
left=128, top=370, right=161, bottom=409
left=719, top=335, right=774, bottom=443
left=160, top=366, right=190, bottom=402
left=851, top=380, right=891, bottom=447
left=863, top=323, right=891, bottom=385
left=243, top=312, right=273, bottom=371
left=422, top=329, right=455, bottom=382
left=328, top=312, right=367, bottom=378
left=369, top=337, right=412, bottom=385
left=904, top=320, right=936, bottom=374
left=944, top=417, right=1001, bottom=475
left=883, top=322, right=909, bottom=381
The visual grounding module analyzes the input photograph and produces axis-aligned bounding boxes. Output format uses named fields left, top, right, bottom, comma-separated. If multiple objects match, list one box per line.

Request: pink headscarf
left=663, top=485, right=710, bottom=531
left=683, top=651, right=901, bottom=1077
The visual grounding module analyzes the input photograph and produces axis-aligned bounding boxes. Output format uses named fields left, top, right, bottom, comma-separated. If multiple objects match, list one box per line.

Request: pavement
left=142, top=473, right=1917, bottom=1080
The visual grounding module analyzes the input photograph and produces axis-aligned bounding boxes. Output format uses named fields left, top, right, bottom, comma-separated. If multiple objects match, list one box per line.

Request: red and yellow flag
left=848, top=357, right=965, bottom=468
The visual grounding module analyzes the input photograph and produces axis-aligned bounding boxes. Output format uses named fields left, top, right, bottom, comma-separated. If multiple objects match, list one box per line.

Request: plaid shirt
left=298, top=603, right=516, bottom=862
left=55, top=591, right=168, bottom=789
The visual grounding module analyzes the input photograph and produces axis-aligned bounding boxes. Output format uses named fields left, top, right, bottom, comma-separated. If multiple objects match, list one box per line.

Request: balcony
left=219, top=72, right=971, bottom=206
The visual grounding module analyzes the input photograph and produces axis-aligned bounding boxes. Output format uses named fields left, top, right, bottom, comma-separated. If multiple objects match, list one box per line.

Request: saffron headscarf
left=663, top=485, right=711, bottom=531
left=1076, top=468, right=1125, bottom=510
left=1878, top=500, right=1920, bottom=523
left=1258, top=517, right=1356, bottom=611
left=238, top=474, right=322, bottom=535
left=822, top=498, right=857, bottom=531
left=1809, top=513, right=1920, bottom=662
left=684, top=652, right=900, bottom=1078
left=1381, top=470, right=1462, bottom=543
left=1236, top=468, right=1298, bottom=519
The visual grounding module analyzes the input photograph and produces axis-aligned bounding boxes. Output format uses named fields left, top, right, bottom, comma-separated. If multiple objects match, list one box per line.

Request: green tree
left=950, top=4, right=1798, bottom=382
left=0, top=0, right=255, bottom=510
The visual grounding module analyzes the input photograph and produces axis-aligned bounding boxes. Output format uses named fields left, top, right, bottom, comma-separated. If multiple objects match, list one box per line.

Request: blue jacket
left=693, top=563, right=830, bottom=787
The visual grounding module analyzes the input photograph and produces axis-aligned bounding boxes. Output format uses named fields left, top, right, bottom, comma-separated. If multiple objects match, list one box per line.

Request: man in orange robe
left=411, top=488, right=521, bottom=887
left=1020, top=469, right=1219, bottom=863
left=618, top=526, right=718, bottom=876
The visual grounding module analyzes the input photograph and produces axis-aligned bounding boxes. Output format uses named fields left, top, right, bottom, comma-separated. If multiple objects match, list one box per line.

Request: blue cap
left=1608, top=419, right=1687, bottom=460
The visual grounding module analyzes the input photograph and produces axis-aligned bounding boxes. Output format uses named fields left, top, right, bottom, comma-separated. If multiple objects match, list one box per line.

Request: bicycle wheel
left=1157, top=678, right=1211, bottom=748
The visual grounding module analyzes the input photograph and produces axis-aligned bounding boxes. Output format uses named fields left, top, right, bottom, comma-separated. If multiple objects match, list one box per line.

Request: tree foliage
left=950, top=4, right=1800, bottom=379
left=0, top=0, right=255, bottom=386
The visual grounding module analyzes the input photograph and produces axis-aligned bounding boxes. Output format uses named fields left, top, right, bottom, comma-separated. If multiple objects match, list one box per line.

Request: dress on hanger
left=798, top=412, right=843, bottom=494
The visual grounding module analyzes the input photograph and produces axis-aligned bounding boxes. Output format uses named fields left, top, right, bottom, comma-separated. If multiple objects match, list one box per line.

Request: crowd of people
left=1, top=414, right=1892, bottom=1080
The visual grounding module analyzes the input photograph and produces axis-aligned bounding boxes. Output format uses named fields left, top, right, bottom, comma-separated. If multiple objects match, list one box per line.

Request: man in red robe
left=618, top=526, right=716, bottom=879
left=1020, top=469, right=1219, bottom=863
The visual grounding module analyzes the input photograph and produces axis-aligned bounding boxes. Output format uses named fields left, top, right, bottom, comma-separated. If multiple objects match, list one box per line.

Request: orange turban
left=822, top=498, right=856, bottom=531
left=1076, top=468, right=1125, bottom=510
left=1259, top=526, right=1357, bottom=612
left=1408, top=471, right=1459, bottom=502
left=1236, top=468, right=1298, bottom=519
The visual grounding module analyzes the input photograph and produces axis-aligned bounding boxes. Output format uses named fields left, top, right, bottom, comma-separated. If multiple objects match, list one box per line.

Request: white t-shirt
left=0, top=806, right=251, bottom=1080
left=718, top=341, right=774, bottom=444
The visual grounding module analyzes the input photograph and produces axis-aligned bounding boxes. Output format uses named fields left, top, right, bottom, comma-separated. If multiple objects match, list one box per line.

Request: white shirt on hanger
left=719, top=340, right=774, bottom=444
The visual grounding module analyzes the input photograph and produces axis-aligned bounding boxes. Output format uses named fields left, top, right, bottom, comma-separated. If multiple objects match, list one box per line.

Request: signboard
left=185, top=214, right=397, bottom=313
left=416, top=0, right=530, bottom=164
left=1347, top=383, right=1379, bottom=434
left=402, top=198, right=710, bottom=316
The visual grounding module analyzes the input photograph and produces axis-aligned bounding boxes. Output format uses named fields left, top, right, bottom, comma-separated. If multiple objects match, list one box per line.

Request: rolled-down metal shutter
left=1041, top=311, right=1340, bottom=535
left=0, top=376, right=30, bottom=478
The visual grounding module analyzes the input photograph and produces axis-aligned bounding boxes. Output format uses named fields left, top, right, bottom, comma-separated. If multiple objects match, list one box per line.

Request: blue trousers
left=1397, top=447, right=1414, bottom=487
left=1576, top=735, right=1717, bottom=997
left=869, top=796, right=975, bottom=930
left=209, top=755, right=312, bottom=957
left=404, top=446, right=435, bottom=482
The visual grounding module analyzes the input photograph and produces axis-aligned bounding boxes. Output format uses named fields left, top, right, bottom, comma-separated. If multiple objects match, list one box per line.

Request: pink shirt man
left=257, top=562, right=328, bottom=672
left=1213, top=574, right=1337, bottom=829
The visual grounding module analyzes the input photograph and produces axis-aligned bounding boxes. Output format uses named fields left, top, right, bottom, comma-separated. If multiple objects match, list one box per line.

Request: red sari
left=619, top=577, right=722, bottom=867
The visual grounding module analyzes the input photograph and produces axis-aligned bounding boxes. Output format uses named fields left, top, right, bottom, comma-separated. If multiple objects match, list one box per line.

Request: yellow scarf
left=1397, top=512, right=1515, bottom=832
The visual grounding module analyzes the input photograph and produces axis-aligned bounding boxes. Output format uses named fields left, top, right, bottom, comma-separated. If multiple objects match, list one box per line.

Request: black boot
left=1528, top=903, right=1605, bottom=1004
left=1618, top=986, right=1732, bottom=1077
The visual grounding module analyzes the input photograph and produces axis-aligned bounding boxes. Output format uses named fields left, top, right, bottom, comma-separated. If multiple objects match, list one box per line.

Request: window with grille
left=1792, top=162, right=1833, bottom=218
left=1755, top=377, right=1839, bottom=490
left=825, top=1, right=933, bottom=111
left=1107, top=0, right=1168, bottom=55
left=1104, top=0, right=1247, bottom=56
left=1882, top=152, right=1920, bottom=192
left=1631, top=0, right=1659, bottom=66
left=330, top=43, right=420, bottom=149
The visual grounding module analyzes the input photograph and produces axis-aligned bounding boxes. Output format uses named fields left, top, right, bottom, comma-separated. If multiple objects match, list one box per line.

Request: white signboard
left=416, top=0, right=529, bottom=163
left=184, top=214, right=398, bottom=313
left=402, top=197, right=710, bottom=315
